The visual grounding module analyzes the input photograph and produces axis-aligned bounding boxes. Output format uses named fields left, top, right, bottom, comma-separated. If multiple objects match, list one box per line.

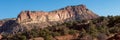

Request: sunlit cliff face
left=17, top=4, right=98, bottom=24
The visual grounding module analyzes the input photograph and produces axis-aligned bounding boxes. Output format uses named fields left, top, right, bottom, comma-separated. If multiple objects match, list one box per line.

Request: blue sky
left=0, top=0, right=120, bottom=19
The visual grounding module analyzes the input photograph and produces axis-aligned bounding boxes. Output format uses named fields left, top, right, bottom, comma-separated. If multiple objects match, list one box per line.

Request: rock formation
left=17, top=4, right=98, bottom=24
left=0, top=4, right=99, bottom=35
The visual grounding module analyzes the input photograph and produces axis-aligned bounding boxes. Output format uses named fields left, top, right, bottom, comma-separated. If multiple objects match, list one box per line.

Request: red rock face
left=16, top=4, right=98, bottom=24
left=0, top=21, right=4, bottom=27
left=0, top=34, right=2, bottom=40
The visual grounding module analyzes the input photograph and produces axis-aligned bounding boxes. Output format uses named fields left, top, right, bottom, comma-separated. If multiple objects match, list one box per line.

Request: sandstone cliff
left=17, top=4, right=98, bottom=24
left=0, top=4, right=99, bottom=35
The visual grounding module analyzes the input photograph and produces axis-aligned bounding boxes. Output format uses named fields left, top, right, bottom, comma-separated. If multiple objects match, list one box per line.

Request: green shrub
left=39, top=29, right=51, bottom=37
left=52, top=32, right=61, bottom=37
left=109, top=26, right=120, bottom=33
left=19, top=35, right=27, bottom=40
left=87, top=22, right=99, bottom=37
left=69, top=29, right=78, bottom=35
left=44, top=35, right=53, bottom=40
left=97, top=26, right=110, bottom=35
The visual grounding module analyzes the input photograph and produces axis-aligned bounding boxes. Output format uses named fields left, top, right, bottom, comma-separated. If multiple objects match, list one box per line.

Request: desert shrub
left=39, top=29, right=53, bottom=40
left=61, top=28, right=70, bottom=35
left=97, top=26, right=110, bottom=35
left=52, top=32, right=61, bottom=37
left=69, top=29, right=78, bottom=35
left=38, top=29, right=51, bottom=37
left=25, top=29, right=40, bottom=38
left=48, top=25, right=70, bottom=35
left=18, top=35, right=27, bottom=40
left=44, top=35, right=53, bottom=40
left=30, top=31, right=38, bottom=38
left=9, top=34, right=27, bottom=40
left=2, top=34, right=15, bottom=40
left=87, top=22, right=99, bottom=37
left=109, top=26, right=120, bottom=33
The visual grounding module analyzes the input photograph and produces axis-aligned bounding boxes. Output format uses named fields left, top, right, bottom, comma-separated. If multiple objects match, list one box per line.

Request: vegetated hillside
left=0, top=4, right=119, bottom=40
left=1, top=15, right=120, bottom=40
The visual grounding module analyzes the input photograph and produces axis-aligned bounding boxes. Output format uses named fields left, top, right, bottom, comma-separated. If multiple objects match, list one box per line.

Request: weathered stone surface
left=0, top=34, right=2, bottom=40
left=79, top=34, right=93, bottom=40
left=17, top=4, right=98, bottom=24
left=55, top=34, right=79, bottom=40
left=107, top=32, right=120, bottom=40
left=29, top=37, right=44, bottom=40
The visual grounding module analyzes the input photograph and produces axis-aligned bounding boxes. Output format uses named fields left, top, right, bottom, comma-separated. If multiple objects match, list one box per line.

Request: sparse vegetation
left=1, top=15, right=120, bottom=40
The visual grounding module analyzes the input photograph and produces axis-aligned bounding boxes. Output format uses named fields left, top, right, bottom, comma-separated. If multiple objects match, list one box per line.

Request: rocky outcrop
left=17, top=4, right=98, bottom=24
left=107, top=33, right=120, bottom=40
left=0, top=4, right=99, bottom=35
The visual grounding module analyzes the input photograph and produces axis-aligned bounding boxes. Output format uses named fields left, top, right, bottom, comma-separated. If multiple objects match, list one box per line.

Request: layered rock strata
left=17, top=4, right=98, bottom=24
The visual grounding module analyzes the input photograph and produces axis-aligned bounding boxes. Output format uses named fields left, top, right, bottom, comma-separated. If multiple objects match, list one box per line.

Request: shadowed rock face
left=17, top=4, right=98, bottom=24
